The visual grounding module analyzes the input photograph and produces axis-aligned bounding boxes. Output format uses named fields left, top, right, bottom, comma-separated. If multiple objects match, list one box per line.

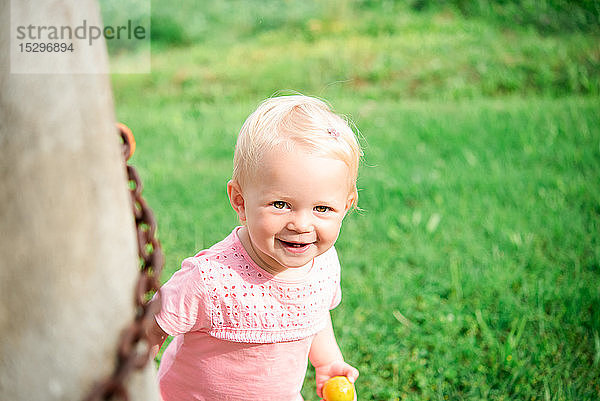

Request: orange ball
left=322, top=376, right=354, bottom=401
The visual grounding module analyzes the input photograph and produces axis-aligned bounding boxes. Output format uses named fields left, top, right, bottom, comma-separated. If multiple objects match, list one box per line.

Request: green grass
left=331, top=97, right=600, bottom=400
left=110, top=1, right=599, bottom=399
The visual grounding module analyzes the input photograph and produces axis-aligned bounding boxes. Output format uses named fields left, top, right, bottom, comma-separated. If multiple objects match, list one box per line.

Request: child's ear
left=345, top=189, right=358, bottom=213
left=227, top=180, right=247, bottom=222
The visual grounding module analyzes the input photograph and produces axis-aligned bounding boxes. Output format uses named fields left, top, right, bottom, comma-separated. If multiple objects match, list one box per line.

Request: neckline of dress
left=232, top=226, right=316, bottom=284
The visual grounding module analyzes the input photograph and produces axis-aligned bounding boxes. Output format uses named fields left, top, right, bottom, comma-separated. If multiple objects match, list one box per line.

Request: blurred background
left=109, top=1, right=599, bottom=400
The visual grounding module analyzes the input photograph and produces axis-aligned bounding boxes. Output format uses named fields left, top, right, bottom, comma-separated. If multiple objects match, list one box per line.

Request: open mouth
left=277, top=239, right=313, bottom=253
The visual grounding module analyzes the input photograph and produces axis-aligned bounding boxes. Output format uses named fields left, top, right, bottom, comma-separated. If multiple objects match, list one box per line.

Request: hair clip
left=327, top=128, right=340, bottom=138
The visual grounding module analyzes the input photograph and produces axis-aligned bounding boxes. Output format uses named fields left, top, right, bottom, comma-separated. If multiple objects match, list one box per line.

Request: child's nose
left=286, top=210, right=313, bottom=233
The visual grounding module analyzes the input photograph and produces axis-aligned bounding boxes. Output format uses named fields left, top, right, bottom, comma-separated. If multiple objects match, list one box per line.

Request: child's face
left=231, top=149, right=354, bottom=274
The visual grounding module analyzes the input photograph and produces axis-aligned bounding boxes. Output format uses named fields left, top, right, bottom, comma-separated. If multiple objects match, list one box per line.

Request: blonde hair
left=232, top=95, right=362, bottom=207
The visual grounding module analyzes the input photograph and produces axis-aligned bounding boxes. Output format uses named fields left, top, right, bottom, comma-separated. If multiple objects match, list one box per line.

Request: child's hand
left=315, top=360, right=359, bottom=400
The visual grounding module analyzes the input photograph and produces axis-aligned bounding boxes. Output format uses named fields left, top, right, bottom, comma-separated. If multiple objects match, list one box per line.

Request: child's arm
left=309, top=312, right=359, bottom=399
left=147, top=318, right=168, bottom=358
left=146, top=299, right=169, bottom=358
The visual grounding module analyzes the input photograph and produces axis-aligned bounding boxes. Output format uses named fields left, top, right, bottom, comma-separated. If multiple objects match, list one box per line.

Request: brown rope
left=83, top=124, right=164, bottom=401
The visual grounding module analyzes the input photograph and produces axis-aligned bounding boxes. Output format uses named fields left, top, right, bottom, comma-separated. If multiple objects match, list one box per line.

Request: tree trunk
left=0, top=1, right=159, bottom=400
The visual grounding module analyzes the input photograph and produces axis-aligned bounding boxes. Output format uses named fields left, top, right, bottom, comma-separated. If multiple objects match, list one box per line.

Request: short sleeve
left=327, top=247, right=342, bottom=310
left=155, top=257, right=210, bottom=336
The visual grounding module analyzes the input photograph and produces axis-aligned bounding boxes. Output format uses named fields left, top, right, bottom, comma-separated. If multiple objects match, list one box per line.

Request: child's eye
left=314, top=205, right=330, bottom=213
left=272, top=201, right=287, bottom=209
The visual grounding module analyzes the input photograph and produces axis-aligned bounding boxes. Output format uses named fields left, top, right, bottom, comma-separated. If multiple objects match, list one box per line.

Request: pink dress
left=155, top=227, right=341, bottom=401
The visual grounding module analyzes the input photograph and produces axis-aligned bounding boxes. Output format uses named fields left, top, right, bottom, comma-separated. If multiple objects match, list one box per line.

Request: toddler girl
left=148, top=95, right=361, bottom=400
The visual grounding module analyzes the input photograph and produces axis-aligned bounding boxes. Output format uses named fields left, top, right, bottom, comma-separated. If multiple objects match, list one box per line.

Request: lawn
left=110, top=1, right=599, bottom=400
